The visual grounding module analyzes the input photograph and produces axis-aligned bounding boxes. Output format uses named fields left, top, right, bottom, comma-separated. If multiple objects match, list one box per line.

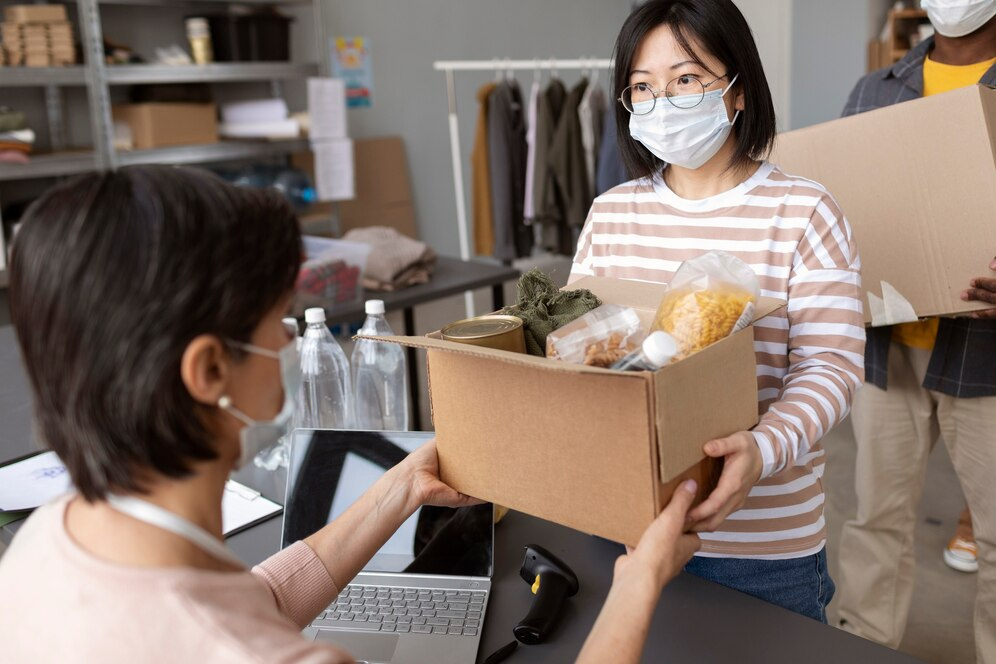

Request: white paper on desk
left=308, top=77, right=348, bottom=140
left=0, top=451, right=72, bottom=512
left=222, top=480, right=282, bottom=537
left=314, top=138, right=355, bottom=201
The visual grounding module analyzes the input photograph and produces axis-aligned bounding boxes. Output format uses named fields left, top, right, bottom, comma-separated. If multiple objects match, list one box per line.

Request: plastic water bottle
left=254, top=317, right=303, bottom=470
left=298, top=307, right=352, bottom=430
left=351, top=300, right=409, bottom=431
left=273, top=167, right=317, bottom=214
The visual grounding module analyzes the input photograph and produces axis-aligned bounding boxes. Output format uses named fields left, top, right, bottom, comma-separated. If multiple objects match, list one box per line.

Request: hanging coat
left=471, top=82, right=498, bottom=256
left=488, top=79, right=531, bottom=260
left=547, top=78, right=591, bottom=255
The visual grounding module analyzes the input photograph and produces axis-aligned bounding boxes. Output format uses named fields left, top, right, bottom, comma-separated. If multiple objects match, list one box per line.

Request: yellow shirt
left=892, top=55, right=996, bottom=350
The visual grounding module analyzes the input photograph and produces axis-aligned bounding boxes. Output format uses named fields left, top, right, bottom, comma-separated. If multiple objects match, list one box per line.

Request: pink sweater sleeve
left=251, top=541, right=339, bottom=629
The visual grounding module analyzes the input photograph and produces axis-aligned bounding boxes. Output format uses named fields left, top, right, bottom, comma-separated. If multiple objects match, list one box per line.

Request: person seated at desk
left=0, top=166, right=699, bottom=663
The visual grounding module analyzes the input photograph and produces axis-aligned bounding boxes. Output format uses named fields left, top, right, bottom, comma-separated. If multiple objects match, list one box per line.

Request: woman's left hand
left=403, top=440, right=484, bottom=510
left=686, top=431, right=762, bottom=532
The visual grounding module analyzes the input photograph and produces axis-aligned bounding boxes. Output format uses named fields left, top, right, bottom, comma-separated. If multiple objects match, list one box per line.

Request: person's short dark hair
left=9, top=165, right=302, bottom=501
left=612, top=0, right=777, bottom=179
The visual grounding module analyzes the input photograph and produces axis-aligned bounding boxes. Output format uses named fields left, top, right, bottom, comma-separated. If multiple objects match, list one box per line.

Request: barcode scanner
left=512, top=544, right=579, bottom=645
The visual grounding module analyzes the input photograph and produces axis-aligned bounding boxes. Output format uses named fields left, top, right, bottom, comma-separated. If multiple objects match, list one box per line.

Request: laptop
left=282, top=429, right=494, bottom=664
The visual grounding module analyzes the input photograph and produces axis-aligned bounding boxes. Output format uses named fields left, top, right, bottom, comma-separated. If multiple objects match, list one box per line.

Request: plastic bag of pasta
left=651, top=251, right=759, bottom=361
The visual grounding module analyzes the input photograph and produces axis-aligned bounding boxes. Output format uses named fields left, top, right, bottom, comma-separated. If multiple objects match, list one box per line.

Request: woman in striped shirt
left=571, top=0, right=865, bottom=622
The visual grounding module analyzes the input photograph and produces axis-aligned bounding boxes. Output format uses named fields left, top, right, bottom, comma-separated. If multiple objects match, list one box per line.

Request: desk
left=294, top=256, right=520, bottom=430
left=0, top=327, right=922, bottom=663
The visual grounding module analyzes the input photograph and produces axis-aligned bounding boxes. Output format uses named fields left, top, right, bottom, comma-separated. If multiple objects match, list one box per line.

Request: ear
left=180, top=335, right=230, bottom=407
left=734, top=86, right=745, bottom=112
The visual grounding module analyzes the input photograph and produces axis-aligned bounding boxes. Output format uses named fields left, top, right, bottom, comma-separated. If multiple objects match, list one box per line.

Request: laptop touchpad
left=313, top=630, right=400, bottom=663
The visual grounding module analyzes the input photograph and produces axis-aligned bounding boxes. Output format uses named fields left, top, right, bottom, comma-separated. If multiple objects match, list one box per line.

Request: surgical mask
left=218, top=339, right=301, bottom=469
left=921, top=0, right=996, bottom=38
left=629, top=74, right=740, bottom=170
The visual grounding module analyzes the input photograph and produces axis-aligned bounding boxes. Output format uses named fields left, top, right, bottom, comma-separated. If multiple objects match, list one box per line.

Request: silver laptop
left=283, top=429, right=493, bottom=664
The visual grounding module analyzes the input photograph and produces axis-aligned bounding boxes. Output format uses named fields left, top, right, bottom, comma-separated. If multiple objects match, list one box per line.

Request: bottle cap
left=281, top=317, right=299, bottom=336
left=365, top=300, right=386, bottom=315
left=642, top=331, right=678, bottom=368
left=304, top=308, right=326, bottom=324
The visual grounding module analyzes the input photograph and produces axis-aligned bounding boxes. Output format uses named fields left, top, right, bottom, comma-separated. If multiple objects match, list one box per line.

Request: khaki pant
left=837, top=343, right=996, bottom=664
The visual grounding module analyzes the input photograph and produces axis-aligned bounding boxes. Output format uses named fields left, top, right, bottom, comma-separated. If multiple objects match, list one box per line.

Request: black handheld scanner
left=513, top=544, right=579, bottom=645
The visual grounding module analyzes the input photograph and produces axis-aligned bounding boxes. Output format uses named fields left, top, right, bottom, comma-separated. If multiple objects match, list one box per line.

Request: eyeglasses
left=620, top=73, right=732, bottom=114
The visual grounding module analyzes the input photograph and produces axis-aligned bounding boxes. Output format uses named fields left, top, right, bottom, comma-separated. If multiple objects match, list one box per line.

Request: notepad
left=0, top=452, right=282, bottom=536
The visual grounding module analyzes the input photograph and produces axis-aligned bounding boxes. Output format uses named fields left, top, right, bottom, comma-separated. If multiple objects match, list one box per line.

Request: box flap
left=771, top=84, right=996, bottom=323
left=565, top=276, right=668, bottom=311
left=360, top=334, right=652, bottom=378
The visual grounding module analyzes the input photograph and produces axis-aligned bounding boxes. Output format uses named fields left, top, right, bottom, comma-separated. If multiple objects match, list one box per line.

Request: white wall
left=734, top=0, right=794, bottom=131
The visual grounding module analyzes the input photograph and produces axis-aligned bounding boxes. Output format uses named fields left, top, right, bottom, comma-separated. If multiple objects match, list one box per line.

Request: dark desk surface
left=293, top=256, right=520, bottom=323
left=0, top=325, right=921, bottom=663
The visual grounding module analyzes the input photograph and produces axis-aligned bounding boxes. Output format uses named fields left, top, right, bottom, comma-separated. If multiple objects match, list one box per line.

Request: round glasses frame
left=619, top=73, right=731, bottom=114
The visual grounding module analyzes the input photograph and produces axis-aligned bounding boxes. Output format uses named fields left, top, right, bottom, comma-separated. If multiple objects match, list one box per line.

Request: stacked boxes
left=1, top=5, right=75, bottom=67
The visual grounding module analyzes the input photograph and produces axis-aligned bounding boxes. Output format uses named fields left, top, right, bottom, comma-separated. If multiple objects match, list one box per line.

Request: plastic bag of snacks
left=651, top=251, right=759, bottom=361
left=546, top=304, right=645, bottom=367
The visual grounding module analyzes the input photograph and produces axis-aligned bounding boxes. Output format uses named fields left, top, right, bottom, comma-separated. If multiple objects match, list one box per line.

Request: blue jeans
left=683, top=548, right=836, bottom=623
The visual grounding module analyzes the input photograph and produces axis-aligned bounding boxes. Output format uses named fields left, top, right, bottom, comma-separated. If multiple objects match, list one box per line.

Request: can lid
left=642, top=331, right=678, bottom=368
left=441, top=315, right=522, bottom=340
left=185, top=17, right=209, bottom=33
left=305, top=307, right=326, bottom=324
left=365, top=299, right=385, bottom=315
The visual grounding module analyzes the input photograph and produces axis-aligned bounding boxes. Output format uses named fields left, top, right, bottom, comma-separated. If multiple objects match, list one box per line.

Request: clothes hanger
left=504, top=57, right=514, bottom=82
left=493, top=57, right=502, bottom=83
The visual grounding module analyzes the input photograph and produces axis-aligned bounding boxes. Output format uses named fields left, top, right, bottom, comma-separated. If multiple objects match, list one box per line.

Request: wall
left=734, top=0, right=794, bottom=131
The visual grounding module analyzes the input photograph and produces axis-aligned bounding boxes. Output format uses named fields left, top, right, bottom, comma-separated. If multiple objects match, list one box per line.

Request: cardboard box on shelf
left=4, top=4, right=68, bottom=25
left=364, top=277, right=784, bottom=547
left=112, top=103, right=218, bottom=149
left=770, top=84, right=996, bottom=326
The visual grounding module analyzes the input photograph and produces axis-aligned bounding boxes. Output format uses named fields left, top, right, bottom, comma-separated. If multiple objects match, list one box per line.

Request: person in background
left=0, top=166, right=699, bottom=664
left=834, top=4, right=996, bottom=662
left=572, top=0, right=864, bottom=622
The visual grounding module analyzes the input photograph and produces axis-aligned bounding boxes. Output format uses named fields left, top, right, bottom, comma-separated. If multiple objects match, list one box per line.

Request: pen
left=483, top=640, right=518, bottom=664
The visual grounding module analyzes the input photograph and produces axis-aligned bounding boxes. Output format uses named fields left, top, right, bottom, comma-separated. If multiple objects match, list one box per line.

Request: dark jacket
left=842, top=36, right=996, bottom=398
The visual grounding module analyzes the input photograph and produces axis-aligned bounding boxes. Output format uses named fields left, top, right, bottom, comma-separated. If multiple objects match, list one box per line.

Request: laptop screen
left=282, top=429, right=493, bottom=579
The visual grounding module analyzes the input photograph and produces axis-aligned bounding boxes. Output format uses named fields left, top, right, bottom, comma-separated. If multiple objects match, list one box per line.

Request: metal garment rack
left=0, top=0, right=332, bottom=285
left=431, top=58, right=612, bottom=318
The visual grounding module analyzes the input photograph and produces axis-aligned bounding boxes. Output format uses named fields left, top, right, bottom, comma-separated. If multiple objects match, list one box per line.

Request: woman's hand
left=686, top=431, right=762, bottom=532
left=400, top=440, right=483, bottom=512
left=614, top=479, right=701, bottom=592
left=962, top=257, right=996, bottom=319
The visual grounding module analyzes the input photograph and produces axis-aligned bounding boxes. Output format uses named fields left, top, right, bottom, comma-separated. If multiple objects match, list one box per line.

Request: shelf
left=106, top=62, right=318, bottom=85
left=115, top=138, right=309, bottom=167
left=0, top=152, right=98, bottom=182
left=0, top=66, right=87, bottom=87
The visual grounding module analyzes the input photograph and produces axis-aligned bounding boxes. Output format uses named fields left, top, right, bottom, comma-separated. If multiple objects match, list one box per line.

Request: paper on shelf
left=314, top=138, right=355, bottom=201
left=308, top=77, right=348, bottom=140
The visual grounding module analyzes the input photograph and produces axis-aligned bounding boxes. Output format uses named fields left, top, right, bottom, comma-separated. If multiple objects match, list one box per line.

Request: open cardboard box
left=365, top=276, right=785, bottom=546
left=770, top=84, right=996, bottom=326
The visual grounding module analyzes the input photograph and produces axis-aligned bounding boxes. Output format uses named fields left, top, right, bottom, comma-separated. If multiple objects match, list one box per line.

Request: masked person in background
left=0, top=166, right=699, bottom=664
left=834, top=3, right=996, bottom=661
left=571, top=0, right=865, bottom=622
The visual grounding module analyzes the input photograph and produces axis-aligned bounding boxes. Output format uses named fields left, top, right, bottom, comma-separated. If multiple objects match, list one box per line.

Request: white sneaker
left=944, top=537, right=979, bottom=573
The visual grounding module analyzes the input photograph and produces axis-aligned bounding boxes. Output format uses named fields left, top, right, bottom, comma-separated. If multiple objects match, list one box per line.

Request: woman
left=0, top=165, right=696, bottom=663
left=571, top=0, right=865, bottom=621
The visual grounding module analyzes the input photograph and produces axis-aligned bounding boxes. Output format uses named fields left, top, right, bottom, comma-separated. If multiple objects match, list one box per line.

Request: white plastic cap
left=365, top=299, right=386, bottom=315
left=642, top=331, right=679, bottom=368
left=304, top=307, right=326, bottom=324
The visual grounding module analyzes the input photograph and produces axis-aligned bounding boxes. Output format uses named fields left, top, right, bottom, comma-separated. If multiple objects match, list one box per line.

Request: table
left=294, top=256, right=521, bottom=430
left=0, top=327, right=923, bottom=663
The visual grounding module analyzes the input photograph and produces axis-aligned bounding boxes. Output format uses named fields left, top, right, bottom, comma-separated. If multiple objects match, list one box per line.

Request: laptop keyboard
left=312, top=584, right=486, bottom=636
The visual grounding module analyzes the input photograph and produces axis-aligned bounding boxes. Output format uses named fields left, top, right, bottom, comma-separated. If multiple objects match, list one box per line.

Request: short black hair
left=9, top=166, right=301, bottom=501
left=612, top=0, right=777, bottom=179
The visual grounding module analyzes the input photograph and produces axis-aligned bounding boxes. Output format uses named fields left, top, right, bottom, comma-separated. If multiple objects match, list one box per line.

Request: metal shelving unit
left=0, top=0, right=331, bottom=284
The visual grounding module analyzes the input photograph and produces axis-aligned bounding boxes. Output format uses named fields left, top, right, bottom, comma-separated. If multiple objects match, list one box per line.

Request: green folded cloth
left=0, top=108, right=28, bottom=133
left=502, top=268, right=601, bottom=356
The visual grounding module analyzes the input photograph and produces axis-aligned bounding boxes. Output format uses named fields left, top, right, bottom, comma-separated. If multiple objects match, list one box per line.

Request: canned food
left=440, top=315, right=526, bottom=354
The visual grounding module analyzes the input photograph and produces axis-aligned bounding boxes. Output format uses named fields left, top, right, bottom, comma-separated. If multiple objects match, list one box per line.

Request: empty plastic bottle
left=272, top=167, right=317, bottom=214
left=298, top=307, right=352, bottom=430
left=351, top=300, right=409, bottom=431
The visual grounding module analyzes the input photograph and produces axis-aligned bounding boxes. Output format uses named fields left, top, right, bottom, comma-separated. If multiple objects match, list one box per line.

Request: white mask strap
left=226, top=339, right=281, bottom=359
left=218, top=395, right=254, bottom=427
left=721, top=73, right=740, bottom=97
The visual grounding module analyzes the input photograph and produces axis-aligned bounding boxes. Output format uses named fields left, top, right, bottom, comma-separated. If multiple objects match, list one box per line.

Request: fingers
left=662, top=479, right=698, bottom=519
left=703, top=435, right=744, bottom=458
left=676, top=533, right=701, bottom=562
left=971, top=308, right=996, bottom=320
left=686, top=473, right=737, bottom=524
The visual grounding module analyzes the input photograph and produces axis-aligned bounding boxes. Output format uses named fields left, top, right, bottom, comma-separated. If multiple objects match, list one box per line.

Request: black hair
left=612, top=0, right=777, bottom=179
left=9, top=165, right=302, bottom=501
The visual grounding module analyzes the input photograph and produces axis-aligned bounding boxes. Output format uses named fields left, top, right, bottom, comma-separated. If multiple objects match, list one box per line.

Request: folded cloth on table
left=0, top=150, right=30, bottom=164
left=342, top=226, right=437, bottom=292
left=0, top=109, right=28, bottom=133
left=0, top=141, right=32, bottom=154
left=501, top=268, right=602, bottom=356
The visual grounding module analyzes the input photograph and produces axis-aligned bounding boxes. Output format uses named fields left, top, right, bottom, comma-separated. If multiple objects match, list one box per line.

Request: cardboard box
left=112, top=103, right=218, bottom=149
left=770, top=84, right=996, bottom=325
left=293, top=136, right=419, bottom=239
left=368, top=277, right=784, bottom=546
left=4, top=5, right=67, bottom=24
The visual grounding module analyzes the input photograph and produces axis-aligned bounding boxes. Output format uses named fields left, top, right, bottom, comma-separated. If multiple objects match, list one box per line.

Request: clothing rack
left=432, top=58, right=613, bottom=318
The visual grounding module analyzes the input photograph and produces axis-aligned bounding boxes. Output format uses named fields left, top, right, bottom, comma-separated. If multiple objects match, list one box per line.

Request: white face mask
left=629, top=74, right=740, bottom=170
left=219, top=339, right=301, bottom=469
left=921, top=0, right=996, bottom=38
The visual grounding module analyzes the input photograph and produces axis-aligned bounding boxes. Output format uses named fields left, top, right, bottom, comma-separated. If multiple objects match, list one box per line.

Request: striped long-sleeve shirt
left=570, top=162, right=865, bottom=559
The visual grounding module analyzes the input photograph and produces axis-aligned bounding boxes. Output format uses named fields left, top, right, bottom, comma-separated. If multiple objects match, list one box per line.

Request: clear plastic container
left=296, top=236, right=372, bottom=308
left=298, top=307, right=352, bottom=430
left=351, top=300, right=409, bottom=431
left=609, top=331, right=679, bottom=371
